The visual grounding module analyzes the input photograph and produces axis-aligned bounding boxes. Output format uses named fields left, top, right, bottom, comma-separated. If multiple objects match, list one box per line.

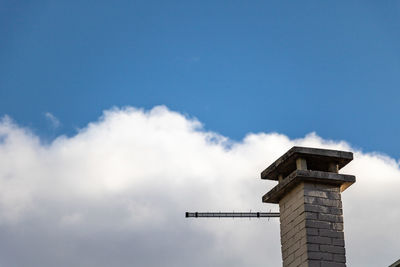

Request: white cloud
left=0, top=106, right=399, bottom=267
left=44, top=112, right=61, bottom=128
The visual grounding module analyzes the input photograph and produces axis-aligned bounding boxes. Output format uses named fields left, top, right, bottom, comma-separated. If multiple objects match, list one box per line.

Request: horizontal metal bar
left=185, top=212, right=280, bottom=218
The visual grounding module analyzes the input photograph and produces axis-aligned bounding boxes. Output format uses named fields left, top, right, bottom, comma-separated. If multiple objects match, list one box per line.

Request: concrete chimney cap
left=261, top=146, right=353, bottom=180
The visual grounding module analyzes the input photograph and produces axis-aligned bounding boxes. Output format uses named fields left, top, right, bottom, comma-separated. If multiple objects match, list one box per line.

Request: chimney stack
left=262, top=147, right=355, bottom=267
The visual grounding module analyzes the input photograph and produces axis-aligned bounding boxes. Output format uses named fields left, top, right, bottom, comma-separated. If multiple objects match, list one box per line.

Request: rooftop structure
left=262, top=146, right=356, bottom=267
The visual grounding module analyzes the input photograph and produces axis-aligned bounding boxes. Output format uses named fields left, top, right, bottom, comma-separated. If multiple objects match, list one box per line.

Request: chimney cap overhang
left=261, top=146, right=353, bottom=180
left=262, top=169, right=356, bottom=203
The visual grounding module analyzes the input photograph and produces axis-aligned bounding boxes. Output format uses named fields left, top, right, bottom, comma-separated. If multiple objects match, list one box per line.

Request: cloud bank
left=0, top=106, right=399, bottom=267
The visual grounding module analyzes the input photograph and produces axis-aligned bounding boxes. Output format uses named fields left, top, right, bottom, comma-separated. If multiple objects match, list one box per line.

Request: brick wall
left=279, top=182, right=346, bottom=267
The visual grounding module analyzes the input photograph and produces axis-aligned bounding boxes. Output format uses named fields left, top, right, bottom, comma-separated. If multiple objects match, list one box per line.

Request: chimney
left=262, top=147, right=355, bottom=267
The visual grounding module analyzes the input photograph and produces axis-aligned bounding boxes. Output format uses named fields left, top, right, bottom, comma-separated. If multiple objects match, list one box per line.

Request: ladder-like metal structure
left=185, top=211, right=279, bottom=218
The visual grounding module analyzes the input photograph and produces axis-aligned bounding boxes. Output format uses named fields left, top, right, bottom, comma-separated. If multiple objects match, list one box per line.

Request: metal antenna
left=185, top=211, right=279, bottom=218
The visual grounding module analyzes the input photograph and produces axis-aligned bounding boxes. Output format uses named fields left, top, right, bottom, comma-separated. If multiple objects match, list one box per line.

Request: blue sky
left=1, top=0, right=399, bottom=158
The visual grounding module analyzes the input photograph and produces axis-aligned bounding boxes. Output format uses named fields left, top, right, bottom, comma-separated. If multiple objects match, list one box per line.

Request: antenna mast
left=185, top=212, right=279, bottom=218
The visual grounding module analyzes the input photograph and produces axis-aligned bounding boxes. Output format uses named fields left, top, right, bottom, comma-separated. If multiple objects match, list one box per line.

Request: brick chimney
left=262, top=147, right=355, bottom=267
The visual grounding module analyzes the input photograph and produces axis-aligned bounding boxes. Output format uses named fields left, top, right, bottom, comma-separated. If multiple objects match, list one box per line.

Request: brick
left=333, top=254, right=346, bottom=263
left=304, top=189, right=328, bottom=198
left=305, top=220, right=331, bottom=229
left=305, top=212, right=318, bottom=220
left=307, top=243, right=319, bottom=252
left=327, top=192, right=341, bottom=200
left=304, top=196, right=317, bottom=204
left=316, top=198, right=342, bottom=208
left=287, top=241, right=301, bottom=255
left=280, top=209, right=289, bottom=220
left=320, top=245, right=345, bottom=254
left=307, top=227, right=319, bottom=236
left=294, top=245, right=307, bottom=258
left=282, top=247, right=289, bottom=259
left=294, top=227, right=307, bottom=241
left=320, top=261, right=345, bottom=267
left=304, top=204, right=329, bottom=213
left=331, top=238, right=345, bottom=246
left=332, top=223, right=344, bottom=231
left=307, top=260, right=321, bottom=267
left=293, top=213, right=306, bottom=227
left=314, top=184, right=340, bottom=192
left=318, top=213, right=343, bottom=223
left=285, top=209, right=299, bottom=223
left=329, top=207, right=343, bottom=215
left=284, top=253, right=295, bottom=265
left=297, top=203, right=306, bottom=214
left=281, top=232, right=288, bottom=244
left=284, top=224, right=301, bottom=239
left=301, top=253, right=308, bottom=262
left=282, top=236, right=293, bottom=248
left=307, top=236, right=331, bottom=245
left=281, top=221, right=295, bottom=235
left=319, top=229, right=344, bottom=239
left=282, top=234, right=297, bottom=247
left=288, top=256, right=303, bottom=267
left=308, top=252, right=333, bottom=261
